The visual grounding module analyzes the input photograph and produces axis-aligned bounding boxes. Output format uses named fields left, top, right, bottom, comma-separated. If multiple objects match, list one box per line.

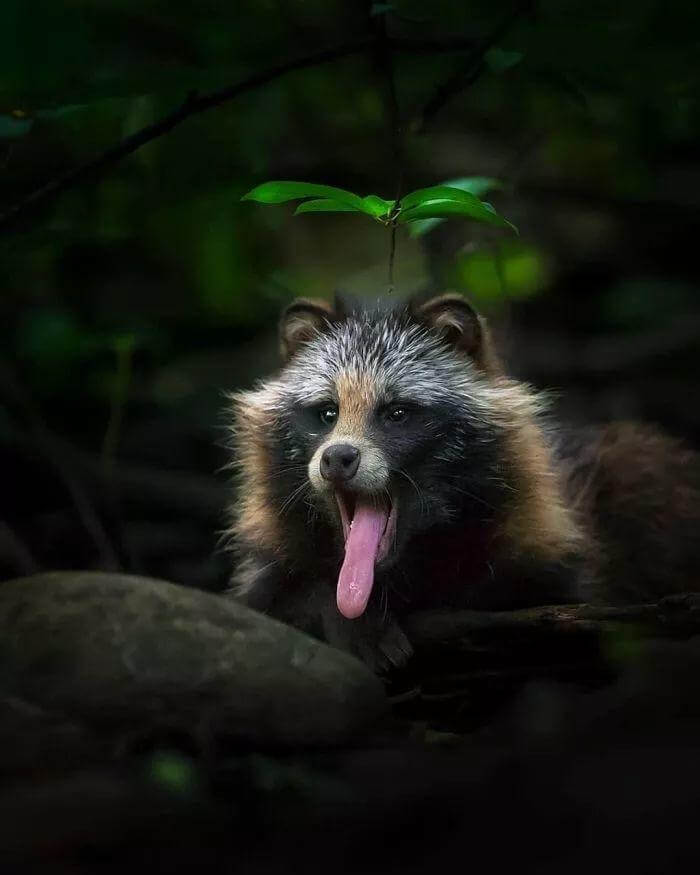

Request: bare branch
left=0, top=39, right=372, bottom=233
left=405, top=594, right=700, bottom=645
left=412, top=1, right=533, bottom=133
left=0, top=31, right=489, bottom=235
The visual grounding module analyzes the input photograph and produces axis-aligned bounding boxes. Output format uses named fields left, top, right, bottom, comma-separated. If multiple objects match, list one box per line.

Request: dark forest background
left=2, top=3, right=700, bottom=872
left=2, top=0, right=699, bottom=590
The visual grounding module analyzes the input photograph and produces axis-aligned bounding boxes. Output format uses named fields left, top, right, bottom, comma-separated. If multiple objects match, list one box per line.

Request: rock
left=0, top=695, right=101, bottom=775
left=0, top=573, right=387, bottom=748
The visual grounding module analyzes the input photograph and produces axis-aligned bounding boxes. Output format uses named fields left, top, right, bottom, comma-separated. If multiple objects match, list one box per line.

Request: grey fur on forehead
left=332, top=291, right=398, bottom=316
left=281, top=307, right=485, bottom=407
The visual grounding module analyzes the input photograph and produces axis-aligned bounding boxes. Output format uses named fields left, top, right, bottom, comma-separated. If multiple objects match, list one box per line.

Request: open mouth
left=333, top=491, right=397, bottom=620
left=335, top=491, right=397, bottom=563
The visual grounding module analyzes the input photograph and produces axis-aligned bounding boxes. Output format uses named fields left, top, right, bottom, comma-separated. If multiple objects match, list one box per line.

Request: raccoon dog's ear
left=416, top=293, right=482, bottom=355
left=416, top=293, right=499, bottom=373
left=279, top=298, right=336, bottom=361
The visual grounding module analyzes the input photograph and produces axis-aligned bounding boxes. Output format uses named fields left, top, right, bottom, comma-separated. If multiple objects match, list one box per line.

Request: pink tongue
left=336, top=501, right=388, bottom=620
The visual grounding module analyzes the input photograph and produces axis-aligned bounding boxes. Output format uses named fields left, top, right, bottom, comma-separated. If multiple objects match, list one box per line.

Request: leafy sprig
left=241, top=179, right=516, bottom=233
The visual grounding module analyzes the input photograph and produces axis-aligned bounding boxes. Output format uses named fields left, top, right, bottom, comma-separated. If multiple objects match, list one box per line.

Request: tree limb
left=405, top=594, right=700, bottom=646
left=396, top=595, right=700, bottom=724
left=0, top=33, right=487, bottom=234
left=0, top=39, right=373, bottom=233
left=411, top=1, right=534, bottom=133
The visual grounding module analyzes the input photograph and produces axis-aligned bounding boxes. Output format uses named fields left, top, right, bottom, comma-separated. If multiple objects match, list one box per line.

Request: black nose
left=320, top=443, right=360, bottom=483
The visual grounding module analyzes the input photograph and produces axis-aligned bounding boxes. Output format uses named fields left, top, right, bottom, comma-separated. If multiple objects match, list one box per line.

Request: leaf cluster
left=242, top=178, right=516, bottom=234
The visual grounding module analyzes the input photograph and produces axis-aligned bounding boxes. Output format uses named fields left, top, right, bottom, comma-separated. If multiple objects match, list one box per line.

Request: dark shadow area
left=1, top=0, right=699, bottom=871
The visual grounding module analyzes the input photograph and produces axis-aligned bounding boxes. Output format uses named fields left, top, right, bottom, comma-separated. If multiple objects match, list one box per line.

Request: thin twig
left=412, top=1, right=533, bottom=134
left=372, top=6, right=404, bottom=293
left=388, top=222, right=397, bottom=291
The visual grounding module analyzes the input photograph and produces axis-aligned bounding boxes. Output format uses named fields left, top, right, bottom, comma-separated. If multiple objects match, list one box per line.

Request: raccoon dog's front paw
left=324, top=610, right=413, bottom=674
left=360, top=621, right=414, bottom=674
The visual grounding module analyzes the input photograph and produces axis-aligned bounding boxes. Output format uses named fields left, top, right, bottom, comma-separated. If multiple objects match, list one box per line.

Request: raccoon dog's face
left=240, top=294, right=512, bottom=620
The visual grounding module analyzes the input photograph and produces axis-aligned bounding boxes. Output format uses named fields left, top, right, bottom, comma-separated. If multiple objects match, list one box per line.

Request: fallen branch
left=405, top=593, right=700, bottom=646
left=393, top=594, right=700, bottom=729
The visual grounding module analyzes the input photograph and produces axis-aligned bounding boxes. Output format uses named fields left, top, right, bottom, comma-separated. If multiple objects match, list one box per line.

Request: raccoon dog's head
left=236, top=293, right=520, bottom=620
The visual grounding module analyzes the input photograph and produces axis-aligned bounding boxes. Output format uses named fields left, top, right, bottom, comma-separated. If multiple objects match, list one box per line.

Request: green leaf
left=243, top=182, right=397, bottom=222
left=361, top=195, right=395, bottom=220
left=399, top=185, right=493, bottom=212
left=294, top=199, right=362, bottom=214
left=242, top=181, right=365, bottom=211
left=242, top=180, right=513, bottom=231
left=399, top=198, right=517, bottom=232
left=441, top=176, right=504, bottom=198
left=484, top=48, right=524, bottom=74
left=406, top=179, right=506, bottom=237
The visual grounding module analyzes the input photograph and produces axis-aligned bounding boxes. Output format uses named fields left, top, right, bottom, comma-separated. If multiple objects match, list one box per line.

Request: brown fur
left=228, top=395, right=283, bottom=559
left=561, top=422, right=700, bottom=603
left=501, top=417, right=583, bottom=562
left=335, top=372, right=377, bottom=437
left=416, top=295, right=581, bottom=561
left=227, top=294, right=700, bottom=669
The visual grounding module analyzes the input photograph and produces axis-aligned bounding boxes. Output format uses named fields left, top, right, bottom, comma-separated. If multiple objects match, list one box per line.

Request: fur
left=225, top=294, right=700, bottom=671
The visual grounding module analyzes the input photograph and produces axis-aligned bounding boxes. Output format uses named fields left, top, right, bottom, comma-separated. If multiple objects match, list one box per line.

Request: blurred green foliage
left=148, top=750, right=200, bottom=797
left=1, top=0, right=699, bottom=438
left=450, top=241, right=549, bottom=306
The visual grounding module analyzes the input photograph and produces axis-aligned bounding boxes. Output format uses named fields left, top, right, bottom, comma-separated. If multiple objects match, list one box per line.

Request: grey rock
left=0, top=695, right=101, bottom=774
left=0, top=572, right=387, bottom=748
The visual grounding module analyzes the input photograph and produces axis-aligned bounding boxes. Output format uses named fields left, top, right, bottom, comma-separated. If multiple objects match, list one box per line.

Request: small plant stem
left=388, top=221, right=397, bottom=292
left=372, top=5, right=404, bottom=294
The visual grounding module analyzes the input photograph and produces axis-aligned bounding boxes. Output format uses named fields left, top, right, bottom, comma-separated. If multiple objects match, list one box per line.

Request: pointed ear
left=279, top=298, right=336, bottom=361
left=416, top=293, right=500, bottom=373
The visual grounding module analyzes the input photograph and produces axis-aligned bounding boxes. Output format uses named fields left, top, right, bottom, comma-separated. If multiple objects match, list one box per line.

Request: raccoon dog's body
left=227, top=294, right=700, bottom=670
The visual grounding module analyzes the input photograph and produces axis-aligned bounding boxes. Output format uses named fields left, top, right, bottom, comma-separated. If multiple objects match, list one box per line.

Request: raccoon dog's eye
left=319, top=404, right=339, bottom=426
left=386, top=405, right=409, bottom=424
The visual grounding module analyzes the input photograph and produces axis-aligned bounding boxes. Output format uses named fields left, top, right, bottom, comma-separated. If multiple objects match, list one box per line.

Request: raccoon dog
left=227, top=294, right=700, bottom=671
